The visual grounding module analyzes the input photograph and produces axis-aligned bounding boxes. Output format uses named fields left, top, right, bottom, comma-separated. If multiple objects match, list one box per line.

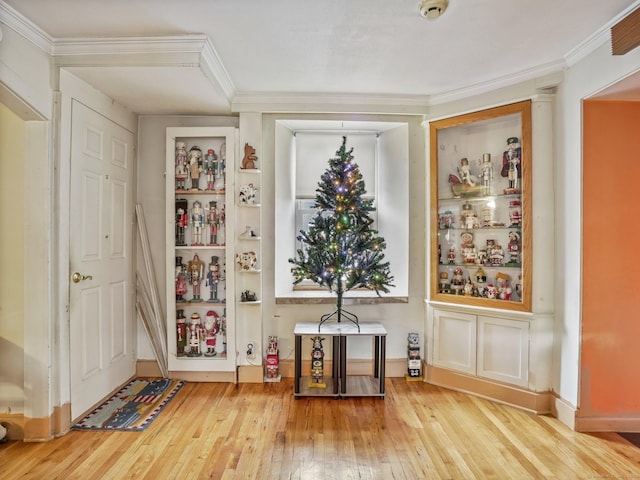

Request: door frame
left=57, top=70, right=139, bottom=429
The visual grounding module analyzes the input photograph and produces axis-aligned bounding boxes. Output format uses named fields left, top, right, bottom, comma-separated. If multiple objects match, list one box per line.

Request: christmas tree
left=289, top=136, right=394, bottom=328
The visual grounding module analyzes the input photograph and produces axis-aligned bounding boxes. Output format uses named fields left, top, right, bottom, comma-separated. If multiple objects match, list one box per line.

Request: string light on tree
left=289, top=136, right=394, bottom=330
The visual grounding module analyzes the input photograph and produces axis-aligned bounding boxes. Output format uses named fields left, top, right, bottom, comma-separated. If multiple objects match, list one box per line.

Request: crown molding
left=51, top=34, right=208, bottom=56
left=565, top=0, right=640, bottom=67
left=0, top=0, right=53, bottom=53
left=232, top=92, right=429, bottom=115
left=428, top=60, right=565, bottom=106
left=200, top=36, right=235, bottom=102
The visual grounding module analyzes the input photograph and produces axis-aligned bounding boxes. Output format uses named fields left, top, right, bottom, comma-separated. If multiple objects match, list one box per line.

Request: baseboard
left=137, top=358, right=410, bottom=384
left=137, top=359, right=162, bottom=377
left=574, top=416, right=640, bottom=433
left=238, top=365, right=264, bottom=383
left=426, top=365, right=552, bottom=414
left=551, top=394, right=577, bottom=430
left=0, top=401, right=71, bottom=442
left=0, top=412, right=24, bottom=441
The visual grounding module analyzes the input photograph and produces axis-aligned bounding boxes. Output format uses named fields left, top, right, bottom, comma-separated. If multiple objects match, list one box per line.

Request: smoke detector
left=418, top=0, right=449, bottom=19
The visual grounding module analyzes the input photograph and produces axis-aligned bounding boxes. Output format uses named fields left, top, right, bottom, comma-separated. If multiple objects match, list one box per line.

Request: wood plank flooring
left=2, top=378, right=640, bottom=479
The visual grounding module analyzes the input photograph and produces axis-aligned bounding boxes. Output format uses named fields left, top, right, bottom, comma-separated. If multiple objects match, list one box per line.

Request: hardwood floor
left=2, top=378, right=640, bottom=479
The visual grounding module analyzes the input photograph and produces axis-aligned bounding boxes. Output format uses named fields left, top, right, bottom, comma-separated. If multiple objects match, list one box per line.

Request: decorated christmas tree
left=289, top=137, right=394, bottom=328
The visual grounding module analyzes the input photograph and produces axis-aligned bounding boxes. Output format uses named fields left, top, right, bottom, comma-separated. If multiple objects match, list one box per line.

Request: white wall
left=0, top=102, right=25, bottom=413
left=553, top=41, right=640, bottom=408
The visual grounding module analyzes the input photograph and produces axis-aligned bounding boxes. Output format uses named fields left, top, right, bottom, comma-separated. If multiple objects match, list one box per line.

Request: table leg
left=374, top=336, right=380, bottom=378
left=379, top=336, right=386, bottom=395
left=294, top=334, right=302, bottom=394
left=332, top=336, right=340, bottom=395
left=340, top=335, right=347, bottom=395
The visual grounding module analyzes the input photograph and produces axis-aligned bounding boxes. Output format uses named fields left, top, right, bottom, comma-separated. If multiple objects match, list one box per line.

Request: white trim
left=0, top=0, right=53, bottom=53
left=201, top=36, right=235, bottom=102
left=565, top=0, right=640, bottom=67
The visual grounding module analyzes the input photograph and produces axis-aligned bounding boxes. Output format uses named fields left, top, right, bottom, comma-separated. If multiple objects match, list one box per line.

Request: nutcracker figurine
left=188, top=253, right=205, bottom=302
left=188, top=146, right=203, bottom=190
left=206, top=256, right=221, bottom=303
left=175, top=256, right=187, bottom=302
left=204, top=149, right=218, bottom=191
left=175, top=141, right=188, bottom=190
left=191, top=200, right=205, bottom=245
left=206, top=201, right=220, bottom=245
left=175, top=199, right=188, bottom=246
left=478, top=153, right=493, bottom=195
left=176, top=309, right=187, bottom=356
left=501, top=137, right=521, bottom=194
left=309, top=336, right=326, bottom=388
left=187, top=312, right=202, bottom=357
left=214, top=143, right=225, bottom=191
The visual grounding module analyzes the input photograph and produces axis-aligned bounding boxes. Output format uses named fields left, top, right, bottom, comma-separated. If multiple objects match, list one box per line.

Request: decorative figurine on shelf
left=496, top=272, right=512, bottom=300
left=265, top=336, right=280, bottom=380
left=407, top=332, right=421, bottom=378
left=239, top=225, right=258, bottom=238
left=214, top=143, right=225, bottom=191
left=206, top=201, right=220, bottom=245
left=513, top=274, right=523, bottom=302
left=438, top=210, right=455, bottom=229
left=507, top=231, right=522, bottom=265
left=241, top=143, right=258, bottom=170
left=485, top=284, right=498, bottom=299
left=481, top=204, right=494, bottom=228
left=439, top=271, right=450, bottom=294
left=216, top=309, right=227, bottom=356
left=175, top=199, right=188, bottom=246
left=204, top=149, right=218, bottom=191
left=206, top=256, right=221, bottom=303
left=460, top=231, right=477, bottom=265
left=463, top=277, right=474, bottom=296
left=188, top=146, right=203, bottom=190
left=175, top=141, right=188, bottom=190
left=309, top=336, right=326, bottom=387
left=501, top=137, right=522, bottom=194
left=477, top=153, right=493, bottom=195
left=458, top=157, right=475, bottom=187
left=203, top=310, right=219, bottom=356
left=487, top=239, right=505, bottom=266
left=187, top=312, right=202, bottom=357
left=447, top=246, right=456, bottom=265
left=236, top=251, right=258, bottom=271
left=460, top=202, right=479, bottom=229
left=188, top=253, right=205, bottom=303
left=241, top=290, right=257, bottom=302
left=451, top=267, right=465, bottom=295
left=509, top=200, right=522, bottom=227
left=218, top=205, right=226, bottom=245
left=190, top=200, right=205, bottom=245
left=176, top=309, right=187, bottom=357
left=239, top=183, right=258, bottom=205
left=175, top=256, right=187, bottom=302
left=474, top=267, right=487, bottom=297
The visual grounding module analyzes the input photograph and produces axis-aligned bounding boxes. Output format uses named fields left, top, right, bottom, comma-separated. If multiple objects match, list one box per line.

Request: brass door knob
left=71, top=272, right=93, bottom=283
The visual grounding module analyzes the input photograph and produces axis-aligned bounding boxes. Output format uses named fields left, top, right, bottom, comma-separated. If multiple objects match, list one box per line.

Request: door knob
left=72, top=272, right=93, bottom=283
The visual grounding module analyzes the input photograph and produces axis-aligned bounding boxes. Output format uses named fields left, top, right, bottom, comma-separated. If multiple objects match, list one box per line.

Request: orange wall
left=581, top=100, right=640, bottom=417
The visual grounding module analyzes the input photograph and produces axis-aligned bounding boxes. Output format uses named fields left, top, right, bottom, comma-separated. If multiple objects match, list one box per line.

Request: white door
left=69, top=100, right=136, bottom=419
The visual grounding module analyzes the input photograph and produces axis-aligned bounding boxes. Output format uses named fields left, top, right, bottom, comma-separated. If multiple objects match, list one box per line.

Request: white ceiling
left=2, top=0, right=640, bottom=115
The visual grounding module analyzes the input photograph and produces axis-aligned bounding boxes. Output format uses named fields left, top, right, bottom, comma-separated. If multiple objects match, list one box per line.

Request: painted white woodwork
left=165, top=127, right=237, bottom=373
left=432, top=309, right=476, bottom=375
left=69, top=100, right=136, bottom=419
left=477, top=315, right=529, bottom=387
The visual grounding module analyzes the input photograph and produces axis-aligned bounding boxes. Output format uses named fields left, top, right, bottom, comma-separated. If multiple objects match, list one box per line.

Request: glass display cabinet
left=429, top=100, right=532, bottom=312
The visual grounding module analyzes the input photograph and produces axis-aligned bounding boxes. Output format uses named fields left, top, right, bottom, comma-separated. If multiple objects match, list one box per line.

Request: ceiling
left=2, top=0, right=640, bottom=116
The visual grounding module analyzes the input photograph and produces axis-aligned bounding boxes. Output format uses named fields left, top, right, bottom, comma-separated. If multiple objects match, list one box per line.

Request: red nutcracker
left=175, top=198, right=188, bottom=245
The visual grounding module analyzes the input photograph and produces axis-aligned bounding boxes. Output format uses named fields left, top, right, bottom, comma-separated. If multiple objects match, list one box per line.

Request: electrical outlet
left=246, top=342, right=256, bottom=359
